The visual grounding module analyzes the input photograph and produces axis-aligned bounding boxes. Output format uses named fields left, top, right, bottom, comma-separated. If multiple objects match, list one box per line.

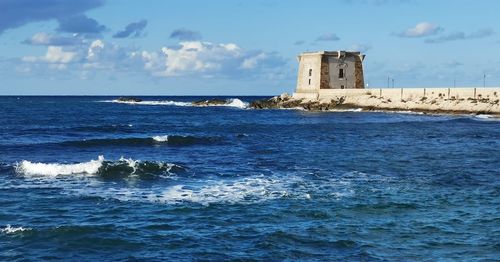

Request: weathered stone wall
left=295, top=54, right=322, bottom=93
left=325, top=55, right=358, bottom=89
left=354, top=58, right=364, bottom=89
left=320, top=56, right=330, bottom=89
left=308, top=87, right=500, bottom=101
left=291, top=87, right=500, bottom=114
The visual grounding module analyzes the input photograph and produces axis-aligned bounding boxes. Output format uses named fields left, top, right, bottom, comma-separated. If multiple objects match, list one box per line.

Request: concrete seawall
left=289, top=88, right=500, bottom=114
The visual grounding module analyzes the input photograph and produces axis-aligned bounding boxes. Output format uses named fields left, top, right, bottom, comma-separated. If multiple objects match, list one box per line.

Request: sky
left=0, top=0, right=499, bottom=95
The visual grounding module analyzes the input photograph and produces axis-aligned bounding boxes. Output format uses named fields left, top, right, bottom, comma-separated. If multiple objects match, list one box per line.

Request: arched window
left=309, top=69, right=312, bottom=76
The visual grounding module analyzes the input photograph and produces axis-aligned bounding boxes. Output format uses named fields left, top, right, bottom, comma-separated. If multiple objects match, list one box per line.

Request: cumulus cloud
left=22, top=32, right=83, bottom=46
left=20, top=39, right=287, bottom=80
left=316, top=33, right=341, bottom=41
left=396, top=22, right=442, bottom=37
left=113, top=20, right=148, bottom=38
left=0, top=0, right=104, bottom=34
left=169, top=29, right=202, bottom=41
left=140, top=41, right=286, bottom=78
left=425, top=28, right=495, bottom=43
left=22, top=46, right=80, bottom=64
left=57, top=14, right=106, bottom=34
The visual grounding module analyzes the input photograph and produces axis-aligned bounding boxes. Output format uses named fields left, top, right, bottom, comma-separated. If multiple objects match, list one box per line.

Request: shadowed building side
left=295, top=51, right=365, bottom=94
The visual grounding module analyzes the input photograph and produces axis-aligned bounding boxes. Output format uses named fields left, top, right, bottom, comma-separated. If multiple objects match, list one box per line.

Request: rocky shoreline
left=250, top=93, right=500, bottom=115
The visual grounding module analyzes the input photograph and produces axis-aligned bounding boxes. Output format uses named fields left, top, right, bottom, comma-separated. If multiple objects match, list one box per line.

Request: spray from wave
left=100, top=98, right=248, bottom=109
left=1, top=225, right=31, bottom=234
left=15, top=156, right=185, bottom=178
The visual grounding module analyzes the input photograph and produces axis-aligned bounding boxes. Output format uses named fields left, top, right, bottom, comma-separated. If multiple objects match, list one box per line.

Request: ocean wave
left=474, top=114, right=500, bottom=121
left=60, top=135, right=220, bottom=147
left=1, top=225, right=32, bottom=234
left=15, top=156, right=185, bottom=178
left=101, top=98, right=248, bottom=109
left=73, top=174, right=357, bottom=206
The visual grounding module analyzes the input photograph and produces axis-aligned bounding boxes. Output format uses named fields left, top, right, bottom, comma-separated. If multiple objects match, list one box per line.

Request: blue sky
left=0, top=0, right=499, bottom=95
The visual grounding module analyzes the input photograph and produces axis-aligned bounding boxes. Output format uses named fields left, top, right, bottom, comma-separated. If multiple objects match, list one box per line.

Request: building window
left=308, top=79, right=311, bottom=85
left=309, top=69, right=312, bottom=76
left=341, top=85, right=345, bottom=89
left=338, top=69, right=344, bottom=79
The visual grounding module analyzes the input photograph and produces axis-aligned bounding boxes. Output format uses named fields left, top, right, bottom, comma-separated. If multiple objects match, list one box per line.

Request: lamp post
left=392, top=78, right=395, bottom=88
left=483, top=74, right=486, bottom=88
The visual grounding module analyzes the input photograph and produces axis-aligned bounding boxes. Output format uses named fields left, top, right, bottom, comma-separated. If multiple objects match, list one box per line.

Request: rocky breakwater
left=116, top=97, right=142, bottom=103
left=250, top=91, right=500, bottom=115
left=250, top=93, right=349, bottom=111
left=192, top=99, right=228, bottom=106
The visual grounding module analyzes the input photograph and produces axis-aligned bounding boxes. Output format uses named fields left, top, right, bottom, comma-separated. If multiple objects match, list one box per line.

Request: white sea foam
left=15, top=155, right=181, bottom=178
left=222, top=98, right=248, bottom=109
left=152, top=135, right=169, bottom=142
left=151, top=176, right=288, bottom=205
left=63, top=173, right=357, bottom=206
left=100, top=98, right=248, bottom=109
left=1, top=225, right=31, bottom=234
left=474, top=114, right=499, bottom=121
left=16, top=156, right=105, bottom=176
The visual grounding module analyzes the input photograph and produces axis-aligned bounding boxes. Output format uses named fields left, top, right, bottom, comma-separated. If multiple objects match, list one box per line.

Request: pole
left=483, top=74, right=486, bottom=88
left=454, top=78, right=456, bottom=88
left=392, top=78, right=394, bottom=88
left=387, top=76, right=390, bottom=88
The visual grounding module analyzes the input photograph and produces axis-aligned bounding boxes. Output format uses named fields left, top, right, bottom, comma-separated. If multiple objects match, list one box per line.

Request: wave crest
left=15, top=156, right=185, bottom=178
left=101, top=98, right=248, bottom=109
left=1, top=225, right=32, bottom=234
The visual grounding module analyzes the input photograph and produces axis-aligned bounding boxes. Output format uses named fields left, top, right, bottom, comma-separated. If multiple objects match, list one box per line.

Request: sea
left=0, top=96, right=498, bottom=261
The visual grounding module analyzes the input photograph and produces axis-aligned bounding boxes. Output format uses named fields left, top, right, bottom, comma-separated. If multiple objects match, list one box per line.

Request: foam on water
left=101, top=98, right=248, bottom=109
left=221, top=98, right=248, bottom=109
left=64, top=173, right=358, bottom=206
left=474, top=114, right=499, bottom=121
left=16, top=156, right=105, bottom=176
left=151, top=135, right=169, bottom=142
left=1, top=225, right=31, bottom=234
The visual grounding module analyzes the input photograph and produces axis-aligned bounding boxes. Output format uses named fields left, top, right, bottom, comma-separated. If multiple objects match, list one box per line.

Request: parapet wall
left=294, top=88, right=500, bottom=101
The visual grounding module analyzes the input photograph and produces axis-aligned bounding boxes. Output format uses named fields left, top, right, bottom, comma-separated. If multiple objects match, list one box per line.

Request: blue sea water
left=0, top=96, right=498, bottom=261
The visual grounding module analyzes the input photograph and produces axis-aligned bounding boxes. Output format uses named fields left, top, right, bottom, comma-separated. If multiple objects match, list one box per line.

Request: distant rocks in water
left=192, top=99, right=229, bottom=106
left=250, top=93, right=347, bottom=111
left=117, top=97, right=142, bottom=103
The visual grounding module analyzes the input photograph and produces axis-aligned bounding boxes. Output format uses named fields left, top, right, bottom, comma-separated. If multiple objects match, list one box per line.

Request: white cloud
left=396, top=22, right=442, bottom=37
left=240, top=53, right=267, bottom=69
left=23, top=46, right=79, bottom=64
left=20, top=39, right=287, bottom=80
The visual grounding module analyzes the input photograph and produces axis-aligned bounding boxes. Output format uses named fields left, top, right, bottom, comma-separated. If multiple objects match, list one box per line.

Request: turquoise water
left=0, top=96, right=499, bottom=261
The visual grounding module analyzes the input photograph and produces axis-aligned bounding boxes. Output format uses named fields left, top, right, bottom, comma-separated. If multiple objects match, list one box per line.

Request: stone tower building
left=295, top=51, right=365, bottom=93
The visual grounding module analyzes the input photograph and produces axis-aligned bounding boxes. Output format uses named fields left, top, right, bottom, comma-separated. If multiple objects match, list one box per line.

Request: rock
left=192, top=98, right=228, bottom=106
left=117, top=97, right=142, bottom=102
left=279, top=93, right=291, bottom=100
left=250, top=95, right=348, bottom=111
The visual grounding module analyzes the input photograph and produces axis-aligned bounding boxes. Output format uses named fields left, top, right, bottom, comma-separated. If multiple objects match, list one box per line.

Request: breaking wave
left=101, top=98, right=248, bottom=109
left=15, top=156, right=185, bottom=178
left=59, top=135, right=220, bottom=147
left=1, top=225, right=32, bottom=234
